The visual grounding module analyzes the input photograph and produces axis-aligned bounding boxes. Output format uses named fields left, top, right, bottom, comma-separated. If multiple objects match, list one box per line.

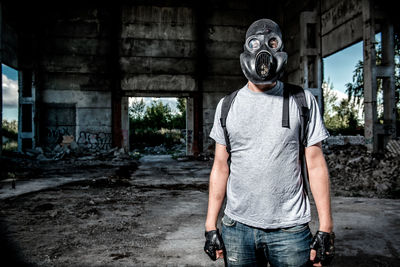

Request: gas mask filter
left=240, top=19, right=288, bottom=85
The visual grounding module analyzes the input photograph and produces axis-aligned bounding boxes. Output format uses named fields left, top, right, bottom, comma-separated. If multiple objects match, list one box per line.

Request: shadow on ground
left=0, top=154, right=399, bottom=266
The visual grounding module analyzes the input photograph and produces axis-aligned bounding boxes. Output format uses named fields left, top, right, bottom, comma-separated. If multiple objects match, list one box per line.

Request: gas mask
left=240, top=19, right=287, bottom=85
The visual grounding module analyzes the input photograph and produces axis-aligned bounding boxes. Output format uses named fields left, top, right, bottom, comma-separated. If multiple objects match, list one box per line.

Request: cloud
left=331, top=89, right=364, bottom=121
left=2, top=74, right=19, bottom=108
left=332, top=89, right=348, bottom=105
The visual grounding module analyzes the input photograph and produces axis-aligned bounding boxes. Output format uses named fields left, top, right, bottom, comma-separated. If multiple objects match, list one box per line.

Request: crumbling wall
left=8, top=0, right=393, bottom=155
left=201, top=3, right=252, bottom=153
left=281, top=0, right=316, bottom=85
left=120, top=5, right=196, bottom=94
left=37, top=4, right=113, bottom=150
left=118, top=1, right=277, bottom=153
left=320, top=0, right=363, bottom=58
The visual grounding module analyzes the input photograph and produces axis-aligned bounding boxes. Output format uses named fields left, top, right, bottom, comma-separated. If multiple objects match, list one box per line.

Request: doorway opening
left=323, top=41, right=364, bottom=136
left=128, top=96, right=189, bottom=156
left=1, top=64, right=19, bottom=152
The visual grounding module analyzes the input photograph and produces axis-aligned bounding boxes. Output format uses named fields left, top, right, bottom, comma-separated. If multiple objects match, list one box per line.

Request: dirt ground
left=0, top=154, right=214, bottom=267
left=0, top=151, right=399, bottom=266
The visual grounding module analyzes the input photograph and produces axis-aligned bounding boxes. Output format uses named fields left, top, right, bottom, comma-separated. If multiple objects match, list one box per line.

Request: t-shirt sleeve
left=305, top=90, right=330, bottom=147
left=209, top=98, right=227, bottom=146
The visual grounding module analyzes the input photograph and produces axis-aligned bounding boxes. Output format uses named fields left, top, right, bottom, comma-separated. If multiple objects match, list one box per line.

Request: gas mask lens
left=268, top=37, right=278, bottom=49
left=247, top=38, right=261, bottom=52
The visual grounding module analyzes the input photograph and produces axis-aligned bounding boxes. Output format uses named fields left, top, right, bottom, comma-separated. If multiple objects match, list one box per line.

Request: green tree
left=176, top=97, right=186, bottom=115
left=128, top=98, right=186, bottom=150
left=129, top=98, right=146, bottom=120
left=345, top=32, right=400, bottom=116
left=2, top=119, right=18, bottom=134
left=323, top=79, right=338, bottom=121
left=144, top=100, right=172, bottom=129
left=170, top=97, right=186, bottom=129
left=1, top=119, right=18, bottom=140
left=323, top=79, right=362, bottom=135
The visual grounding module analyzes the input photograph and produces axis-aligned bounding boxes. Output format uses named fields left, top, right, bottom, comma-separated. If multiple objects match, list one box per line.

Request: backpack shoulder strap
left=282, top=83, right=310, bottom=144
left=220, top=89, right=240, bottom=156
left=283, top=83, right=311, bottom=195
left=220, top=89, right=240, bottom=170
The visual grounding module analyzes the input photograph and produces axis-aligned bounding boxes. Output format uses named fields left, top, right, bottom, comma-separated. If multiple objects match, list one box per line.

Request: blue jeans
left=221, top=214, right=312, bottom=267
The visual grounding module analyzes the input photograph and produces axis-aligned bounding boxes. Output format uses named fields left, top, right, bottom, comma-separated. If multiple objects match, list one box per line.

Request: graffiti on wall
left=45, top=127, right=72, bottom=146
left=77, top=131, right=112, bottom=150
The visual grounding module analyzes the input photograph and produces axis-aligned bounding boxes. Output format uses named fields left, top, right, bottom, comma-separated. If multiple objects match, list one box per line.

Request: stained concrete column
left=186, top=97, right=194, bottom=155
left=362, top=0, right=378, bottom=152
left=300, top=10, right=323, bottom=111
left=109, top=4, right=125, bottom=149
left=192, top=4, right=207, bottom=155
left=380, top=22, right=396, bottom=144
left=121, top=97, right=129, bottom=151
left=192, top=93, right=202, bottom=156
left=18, top=70, right=36, bottom=151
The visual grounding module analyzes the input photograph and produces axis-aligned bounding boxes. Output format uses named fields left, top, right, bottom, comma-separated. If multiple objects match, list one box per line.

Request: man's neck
left=248, top=81, right=277, bottom=93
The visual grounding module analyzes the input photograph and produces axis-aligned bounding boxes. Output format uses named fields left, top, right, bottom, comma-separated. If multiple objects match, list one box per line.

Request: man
left=204, top=19, right=335, bottom=266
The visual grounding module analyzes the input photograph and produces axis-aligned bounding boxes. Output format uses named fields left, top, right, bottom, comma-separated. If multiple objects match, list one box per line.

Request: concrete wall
left=120, top=5, right=197, bottom=94
left=1, top=1, right=312, bottom=153
left=34, top=4, right=114, bottom=150
left=118, top=1, right=277, bottom=153
left=1, top=0, right=397, bottom=154
left=201, top=3, right=258, bottom=153
left=0, top=3, right=18, bottom=69
left=320, top=0, right=363, bottom=57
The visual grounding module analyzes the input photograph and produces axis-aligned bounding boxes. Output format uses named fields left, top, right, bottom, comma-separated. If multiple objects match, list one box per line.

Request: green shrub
left=129, top=98, right=186, bottom=151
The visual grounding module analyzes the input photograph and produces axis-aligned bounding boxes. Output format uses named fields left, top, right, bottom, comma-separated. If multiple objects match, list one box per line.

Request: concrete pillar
left=192, top=93, right=202, bottom=156
left=18, top=70, right=36, bottom=151
left=121, top=96, right=129, bottom=151
left=186, top=97, right=194, bottom=156
left=193, top=4, right=206, bottom=155
left=380, top=22, right=396, bottom=145
left=362, top=0, right=378, bottom=152
left=112, top=95, right=123, bottom=148
left=300, top=10, right=323, bottom=111
left=109, top=4, right=124, bottom=149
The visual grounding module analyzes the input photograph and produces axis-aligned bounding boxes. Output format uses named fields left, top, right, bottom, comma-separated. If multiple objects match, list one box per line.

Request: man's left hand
left=310, top=231, right=335, bottom=266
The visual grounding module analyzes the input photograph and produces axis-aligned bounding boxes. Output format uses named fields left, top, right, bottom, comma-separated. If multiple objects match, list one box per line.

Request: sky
left=323, top=41, right=363, bottom=98
left=324, top=33, right=382, bottom=102
left=2, top=64, right=19, bottom=121
left=2, top=41, right=367, bottom=122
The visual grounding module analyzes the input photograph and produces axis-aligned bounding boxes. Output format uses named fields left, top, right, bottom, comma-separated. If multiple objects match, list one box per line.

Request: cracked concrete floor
left=0, top=154, right=399, bottom=266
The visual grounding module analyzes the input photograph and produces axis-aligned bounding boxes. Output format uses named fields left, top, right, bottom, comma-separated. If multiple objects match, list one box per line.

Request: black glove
left=204, top=229, right=225, bottom=261
left=310, top=231, right=335, bottom=265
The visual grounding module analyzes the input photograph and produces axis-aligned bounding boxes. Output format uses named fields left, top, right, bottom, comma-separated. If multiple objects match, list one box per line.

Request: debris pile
left=138, top=143, right=185, bottom=155
left=324, top=144, right=400, bottom=198
left=1, top=135, right=138, bottom=184
left=386, top=139, right=400, bottom=157
left=23, top=140, right=131, bottom=163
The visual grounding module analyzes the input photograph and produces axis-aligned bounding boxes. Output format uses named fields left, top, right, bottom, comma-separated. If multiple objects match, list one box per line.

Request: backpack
left=219, top=83, right=311, bottom=194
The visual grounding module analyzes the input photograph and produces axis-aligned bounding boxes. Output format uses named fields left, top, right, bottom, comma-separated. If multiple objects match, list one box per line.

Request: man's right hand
left=204, top=229, right=225, bottom=261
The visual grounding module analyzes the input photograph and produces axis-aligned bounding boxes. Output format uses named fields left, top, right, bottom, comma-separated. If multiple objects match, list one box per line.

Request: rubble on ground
left=138, top=143, right=185, bottom=155
left=1, top=134, right=399, bottom=199
left=0, top=135, right=139, bottom=185
left=323, top=143, right=400, bottom=199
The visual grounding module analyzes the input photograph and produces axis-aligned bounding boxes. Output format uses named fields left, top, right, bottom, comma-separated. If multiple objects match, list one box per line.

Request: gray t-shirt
left=210, top=81, right=330, bottom=229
